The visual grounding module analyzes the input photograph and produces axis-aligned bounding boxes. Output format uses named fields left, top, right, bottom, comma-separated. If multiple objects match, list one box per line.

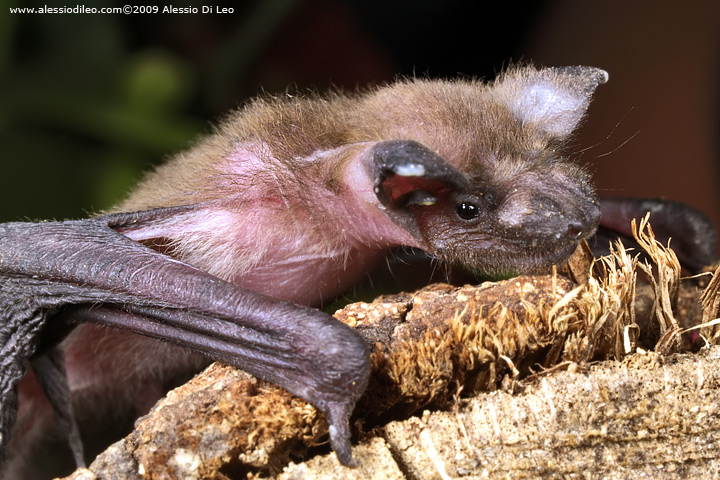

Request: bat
left=1, top=65, right=626, bottom=475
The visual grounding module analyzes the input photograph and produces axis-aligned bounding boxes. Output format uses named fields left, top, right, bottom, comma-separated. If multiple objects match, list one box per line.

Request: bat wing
left=594, top=197, right=717, bottom=272
left=0, top=206, right=370, bottom=466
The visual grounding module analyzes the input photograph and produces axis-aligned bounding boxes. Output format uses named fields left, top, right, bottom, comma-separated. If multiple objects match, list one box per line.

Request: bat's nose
left=566, top=201, right=601, bottom=240
left=498, top=194, right=600, bottom=243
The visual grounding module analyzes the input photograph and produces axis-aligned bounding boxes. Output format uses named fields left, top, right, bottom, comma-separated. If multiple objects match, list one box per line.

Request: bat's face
left=371, top=139, right=600, bottom=275
left=411, top=161, right=599, bottom=274
left=365, top=66, right=608, bottom=275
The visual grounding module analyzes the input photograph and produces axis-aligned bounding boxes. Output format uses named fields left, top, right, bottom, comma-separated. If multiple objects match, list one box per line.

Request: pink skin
left=121, top=141, right=420, bottom=305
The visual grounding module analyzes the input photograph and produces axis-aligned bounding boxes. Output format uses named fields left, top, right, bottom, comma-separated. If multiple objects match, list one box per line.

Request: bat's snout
left=497, top=193, right=600, bottom=247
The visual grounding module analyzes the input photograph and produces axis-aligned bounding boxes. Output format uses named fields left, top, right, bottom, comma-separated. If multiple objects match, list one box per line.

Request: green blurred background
left=2, top=0, right=720, bottom=231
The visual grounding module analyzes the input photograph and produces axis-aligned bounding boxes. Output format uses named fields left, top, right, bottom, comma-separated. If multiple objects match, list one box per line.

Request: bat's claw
left=326, top=401, right=357, bottom=467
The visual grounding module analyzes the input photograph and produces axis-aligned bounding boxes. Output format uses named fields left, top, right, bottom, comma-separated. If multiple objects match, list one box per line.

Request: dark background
left=3, top=0, right=720, bottom=234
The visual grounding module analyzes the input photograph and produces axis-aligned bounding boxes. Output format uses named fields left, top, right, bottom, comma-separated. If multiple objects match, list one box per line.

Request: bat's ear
left=371, top=140, right=468, bottom=210
left=496, top=65, right=609, bottom=138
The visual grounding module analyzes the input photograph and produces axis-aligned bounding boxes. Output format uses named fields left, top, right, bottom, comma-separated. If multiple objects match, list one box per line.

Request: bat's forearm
left=0, top=212, right=370, bottom=466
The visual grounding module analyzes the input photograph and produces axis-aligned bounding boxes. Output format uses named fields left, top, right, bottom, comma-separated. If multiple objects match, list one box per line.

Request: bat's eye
left=456, top=201, right=479, bottom=220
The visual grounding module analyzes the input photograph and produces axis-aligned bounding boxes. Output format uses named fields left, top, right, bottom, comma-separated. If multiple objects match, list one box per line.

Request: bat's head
left=367, top=66, right=608, bottom=275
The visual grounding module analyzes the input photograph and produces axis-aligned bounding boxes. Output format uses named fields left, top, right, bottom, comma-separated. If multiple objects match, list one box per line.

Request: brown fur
left=119, top=66, right=603, bottom=214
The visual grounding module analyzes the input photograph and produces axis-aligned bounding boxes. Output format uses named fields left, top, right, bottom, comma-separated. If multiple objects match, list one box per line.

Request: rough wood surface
left=63, top=347, right=720, bottom=480
left=284, top=347, right=720, bottom=480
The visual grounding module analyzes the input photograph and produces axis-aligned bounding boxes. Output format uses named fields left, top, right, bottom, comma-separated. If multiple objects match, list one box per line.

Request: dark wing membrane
left=0, top=207, right=370, bottom=466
